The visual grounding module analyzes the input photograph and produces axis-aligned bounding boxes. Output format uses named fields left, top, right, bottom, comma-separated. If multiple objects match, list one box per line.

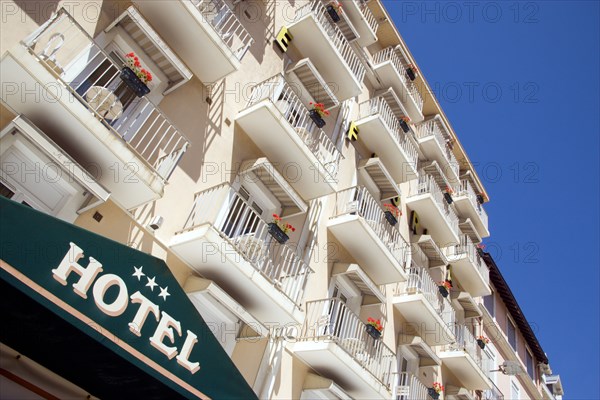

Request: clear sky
left=383, top=0, right=600, bottom=397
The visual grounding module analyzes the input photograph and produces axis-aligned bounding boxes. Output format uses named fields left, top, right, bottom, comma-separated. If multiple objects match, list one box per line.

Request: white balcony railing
left=394, top=372, right=430, bottom=400
left=484, top=382, right=505, bottom=400
left=294, top=0, right=365, bottom=83
left=353, top=0, right=379, bottom=34
left=410, top=172, right=460, bottom=239
left=415, top=119, right=460, bottom=179
left=178, top=183, right=313, bottom=306
left=301, top=298, right=396, bottom=388
left=22, top=9, right=189, bottom=180
left=394, top=265, right=456, bottom=329
left=449, top=235, right=490, bottom=285
left=358, top=97, right=419, bottom=170
left=245, top=74, right=342, bottom=180
left=459, top=179, right=489, bottom=229
left=332, top=186, right=410, bottom=268
left=372, top=47, right=424, bottom=111
left=194, top=0, right=253, bottom=60
left=445, top=324, right=494, bottom=377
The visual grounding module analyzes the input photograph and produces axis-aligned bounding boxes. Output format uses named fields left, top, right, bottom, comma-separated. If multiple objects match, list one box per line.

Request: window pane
left=484, top=292, right=495, bottom=317
left=526, top=350, right=534, bottom=379
left=508, top=319, right=517, bottom=350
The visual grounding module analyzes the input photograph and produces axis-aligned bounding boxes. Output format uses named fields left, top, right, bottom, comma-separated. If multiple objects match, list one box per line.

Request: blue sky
left=383, top=1, right=600, bottom=397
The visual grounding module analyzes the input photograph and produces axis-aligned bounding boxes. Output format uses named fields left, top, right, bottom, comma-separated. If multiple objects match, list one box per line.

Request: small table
left=85, top=86, right=123, bottom=120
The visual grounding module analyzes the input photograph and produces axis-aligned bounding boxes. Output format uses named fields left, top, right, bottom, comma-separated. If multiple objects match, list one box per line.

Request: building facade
left=0, top=0, right=561, bottom=398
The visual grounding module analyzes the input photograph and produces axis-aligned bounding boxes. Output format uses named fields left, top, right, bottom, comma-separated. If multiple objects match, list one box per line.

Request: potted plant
left=476, top=243, right=486, bottom=256
left=405, top=64, right=418, bottom=81
left=365, top=317, right=383, bottom=340
left=476, top=193, right=484, bottom=204
left=438, top=280, right=452, bottom=298
left=268, top=214, right=296, bottom=244
left=326, top=1, right=342, bottom=22
left=399, top=116, right=411, bottom=133
left=120, top=52, right=152, bottom=97
left=477, top=335, right=490, bottom=349
left=443, top=186, right=454, bottom=204
left=308, top=102, right=329, bottom=128
left=383, top=203, right=401, bottom=226
left=428, top=382, right=444, bottom=400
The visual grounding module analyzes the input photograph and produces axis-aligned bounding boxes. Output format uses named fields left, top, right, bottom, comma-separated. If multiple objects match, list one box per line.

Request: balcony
left=287, top=0, right=366, bottom=102
left=327, top=186, right=409, bottom=284
left=392, top=265, right=456, bottom=346
left=415, top=116, right=460, bottom=184
left=445, top=234, right=491, bottom=297
left=132, top=0, right=253, bottom=82
left=454, top=178, right=490, bottom=238
left=394, top=372, right=430, bottom=400
left=170, top=183, right=313, bottom=324
left=483, top=382, right=505, bottom=400
left=236, top=75, right=342, bottom=200
left=353, top=97, right=419, bottom=182
left=0, top=9, right=189, bottom=209
left=406, top=165, right=460, bottom=246
left=338, top=0, right=379, bottom=46
left=291, top=298, right=395, bottom=399
left=438, top=325, right=493, bottom=390
left=372, top=47, right=424, bottom=123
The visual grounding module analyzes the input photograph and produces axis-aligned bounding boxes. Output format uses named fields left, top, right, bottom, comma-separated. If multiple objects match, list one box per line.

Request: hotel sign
left=0, top=197, right=257, bottom=400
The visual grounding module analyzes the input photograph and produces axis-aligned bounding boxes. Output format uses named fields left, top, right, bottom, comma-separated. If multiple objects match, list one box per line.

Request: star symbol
left=132, top=266, right=145, bottom=281
left=158, top=286, right=170, bottom=302
left=146, top=276, right=158, bottom=291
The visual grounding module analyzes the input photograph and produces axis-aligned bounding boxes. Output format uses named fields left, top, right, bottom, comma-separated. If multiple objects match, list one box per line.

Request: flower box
left=268, top=222, right=289, bottom=244
left=428, top=388, right=440, bottom=400
left=399, top=119, right=410, bottom=133
left=120, top=67, right=150, bottom=98
left=309, top=109, right=326, bottom=128
left=444, top=192, right=453, bottom=204
left=365, top=324, right=381, bottom=340
left=406, top=67, right=417, bottom=81
left=477, top=338, right=486, bottom=349
left=384, top=210, right=398, bottom=226
left=326, top=4, right=341, bottom=22
left=438, top=285, right=449, bottom=298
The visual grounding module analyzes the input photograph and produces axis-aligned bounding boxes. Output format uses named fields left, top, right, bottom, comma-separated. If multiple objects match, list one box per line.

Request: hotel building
left=0, top=0, right=563, bottom=398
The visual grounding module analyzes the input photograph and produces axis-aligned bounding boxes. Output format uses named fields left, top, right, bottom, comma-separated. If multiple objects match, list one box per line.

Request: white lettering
left=52, top=242, right=103, bottom=299
left=128, top=291, right=160, bottom=336
left=92, top=274, right=128, bottom=317
left=176, top=330, right=200, bottom=374
left=149, top=311, right=182, bottom=360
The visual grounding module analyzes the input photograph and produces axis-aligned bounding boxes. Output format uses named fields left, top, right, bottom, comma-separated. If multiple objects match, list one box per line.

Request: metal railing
left=245, top=74, right=342, bottom=181
left=22, top=9, right=188, bottom=181
left=358, top=97, right=419, bottom=171
left=194, top=0, right=253, bottom=60
left=353, top=0, right=379, bottom=35
left=410, top=172, right=460, bottom=240
left=458, top=179, right=489, bottom=230
left=332, top=186, right=410, bottom=268
left=294, top=0, right=365, bottom=83
left=301, top=298, right=396, bottom=388
left=393, top=372, right=430, bottom=400
left=484, top=381, right=505, bottom=400
left=393, top=264, right=456, bottom=331
left=372, top=47, right=424, bottom=112
left=415, top=118, right=460, bottom=179
left=444, top=324, right=494, bottom=378
left=177, top=183, right=313, bottom=306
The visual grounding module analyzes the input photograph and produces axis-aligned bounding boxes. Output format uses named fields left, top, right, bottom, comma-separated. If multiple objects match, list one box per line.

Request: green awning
left=0, top=197, right=258, bottom=400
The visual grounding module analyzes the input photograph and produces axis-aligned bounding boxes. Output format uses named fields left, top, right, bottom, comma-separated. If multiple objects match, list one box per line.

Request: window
left=507, top=318, right=517, bottom=350
left=526, top=349, right=535, bottom=380
left=484, top=290, right=495, bottom=317
left=511, top=381, right=520, bottom=400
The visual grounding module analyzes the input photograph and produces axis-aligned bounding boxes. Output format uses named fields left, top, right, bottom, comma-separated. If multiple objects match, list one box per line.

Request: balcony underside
left=372, top=62, right=424, bottom=123
left=392, top=294, right=455, bottom=346
left=354, top=116, right=417, bottom=182
left=236, top=100, right=337, bottom=200
left=418, top=136, right=460, bottom=184
left=446, top=255, right=491, bottom=297
left=343, top=1, right=377, bottom=46
left=406, top=194, right=459, bottom=247
left=438, top=351, right=492, bottom=390
left=291, top=341, right=391, bottom=400
left=0, top=48, right=163, bottom=210
left=169, top=225, right=303, bottom=325
left=453, top=197, right=490, bottom=238
left=131, top=0, right=240, bottom=82
left=288, top=15, right=362, bottom=102
left=328, top=215, right=407, bottom=284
